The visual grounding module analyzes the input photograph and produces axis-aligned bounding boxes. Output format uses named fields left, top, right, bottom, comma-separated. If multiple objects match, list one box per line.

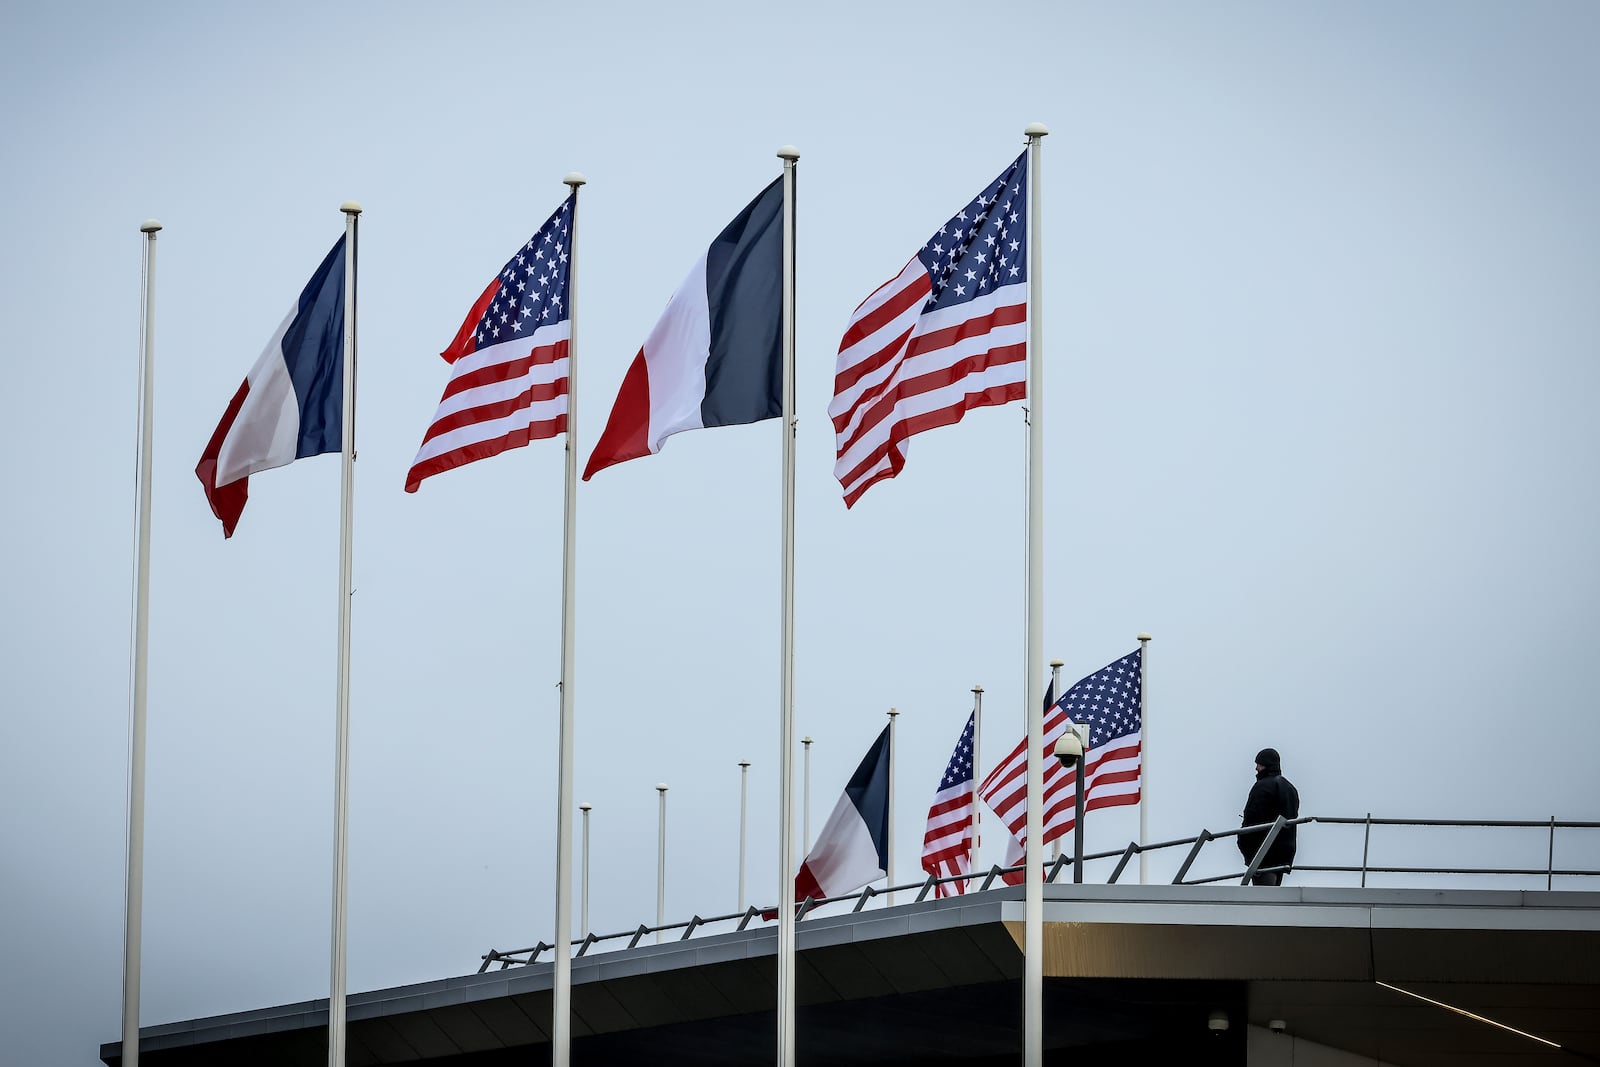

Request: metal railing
left=478, top=814, right=1600, bottom=972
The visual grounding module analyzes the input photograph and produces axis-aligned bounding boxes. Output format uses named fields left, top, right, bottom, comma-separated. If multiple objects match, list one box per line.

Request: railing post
left=1109, top=842, right=1138, bottom=885
left=1241, top=817, right=1286, bottom=886
left=1361, top=812, right=1372, bottom=889
left=1548, top=816, right=1556, bottom=891
left=1173, top=830, right=1213, bottom=885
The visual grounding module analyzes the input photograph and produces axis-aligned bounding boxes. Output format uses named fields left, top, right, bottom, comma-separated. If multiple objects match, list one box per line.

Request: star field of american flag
left=469, top=200, right=572, bottom=352
left=915, top=150, right=1027, bottom=313
left=936, top=713, right=975, bottom=792
left=1055, top=650, right=1142, bottom=746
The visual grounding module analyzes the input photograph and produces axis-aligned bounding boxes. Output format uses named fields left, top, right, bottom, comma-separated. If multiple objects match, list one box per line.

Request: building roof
left=102, top=884, right=1600, bottom=1065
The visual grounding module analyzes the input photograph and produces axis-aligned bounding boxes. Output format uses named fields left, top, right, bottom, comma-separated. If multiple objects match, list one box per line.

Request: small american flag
left=405, top=194, right=575, bottom=492
left=829, top=151, right=1029, bottom=507
left=980, top=649, right=1143, bottom=859
left=921, top=711, right=977, bottom=897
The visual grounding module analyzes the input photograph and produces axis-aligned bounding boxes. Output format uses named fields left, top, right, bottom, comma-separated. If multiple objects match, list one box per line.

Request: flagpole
left=1137, top=632, right=1151, bottom=885
left=1021, top=122, right=1048, bottom=1067
left=328, top=200, right=361, bottom=1067
left=552, top=171, right=586, bottom=1067
left=739, top=760, right=751, bottom=910
left=1048, top=660, right=1062, bottom=863
left=802, top=737, right=813, bottom=852
left=121, top=218, right=161, bottom=1067
left=579, top=803, right=592, bottom=937
left=886, top=708, right=899, bottom=904
left=775, top=143, right=800, bottom=1067
left=970, top=685, right=982, bottom=883
left=656, top=783, right=669, bottom=943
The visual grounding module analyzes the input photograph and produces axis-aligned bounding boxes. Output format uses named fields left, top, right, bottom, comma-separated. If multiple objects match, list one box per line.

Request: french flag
left=196, top=236, right=346, bottom=538
left=793, top=724, right=892, bottom=906
left=582, top=177, right=784, bottom=480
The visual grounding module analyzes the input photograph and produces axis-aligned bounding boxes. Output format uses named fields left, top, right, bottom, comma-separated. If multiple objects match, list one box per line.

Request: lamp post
left=1051, top=726, right=1088, bottom=883
left=655, top=784, right=668, bottom=944
left=578, top=803, right=592, bottom=938
left=738, top=761, right=751, bottom=911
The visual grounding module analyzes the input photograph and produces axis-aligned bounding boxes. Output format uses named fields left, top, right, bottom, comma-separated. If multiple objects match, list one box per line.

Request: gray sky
left=4, top=2, right=1599, bottom=1063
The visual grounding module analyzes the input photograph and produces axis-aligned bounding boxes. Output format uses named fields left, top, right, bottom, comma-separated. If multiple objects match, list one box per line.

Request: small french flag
left=793, top=725, right=892, bottom=906
left=582, top=177, right=784, bottom=480
left=196, top=236, right=346, bottom=538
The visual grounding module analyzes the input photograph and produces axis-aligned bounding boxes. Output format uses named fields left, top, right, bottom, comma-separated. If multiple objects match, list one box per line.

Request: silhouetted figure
left=1238, top=748, right=1299, bottom=885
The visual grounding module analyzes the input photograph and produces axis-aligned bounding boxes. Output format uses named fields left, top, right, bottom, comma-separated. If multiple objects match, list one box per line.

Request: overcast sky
left=4, top=2, right=1599, bottom=1064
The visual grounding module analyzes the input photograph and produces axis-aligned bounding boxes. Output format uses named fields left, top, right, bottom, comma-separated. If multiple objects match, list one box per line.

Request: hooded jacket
left=1238, top=748, right=1299, bottom=870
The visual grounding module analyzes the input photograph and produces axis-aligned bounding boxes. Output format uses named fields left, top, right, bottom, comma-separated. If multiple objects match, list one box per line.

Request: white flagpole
left=886, top=708, right=899, bottom=904
left=121, top=218, right=161, bottom=1067
left=739, top=760, right=751, bottom=910
left=775, top=143, right=800, bottom=1067
left=656, top=783, right=669, bottom=943
left=552, top=172, right=585, bottom=1067
left=579, top=803, right=592, bottom=937
left=802, top=736, right=813, bottom=853
left=328, top=200, right=361, bottom=1067
left=970, top=685, right=982, bottom=883
left=1048, top=659, right=1062, bottom=863
left=1138, top=632, right=1151, bottom=885
left=1021, top=122, right=1048, bottom=1067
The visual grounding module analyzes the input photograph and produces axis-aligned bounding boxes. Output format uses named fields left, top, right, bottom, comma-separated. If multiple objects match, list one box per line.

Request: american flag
left=997, top=669, right=1060, bottom=886
left=405, top=194, right=575, bottom=492
left=829, top=151, right=1028, bottom=507
left=921, top=711, right=976, bottom=897
left=980, top=649, right=1143, bottom=862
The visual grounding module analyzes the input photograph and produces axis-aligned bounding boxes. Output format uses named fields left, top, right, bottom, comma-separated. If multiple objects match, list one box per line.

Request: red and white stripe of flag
left=829, top=265, right=1027, bottom=508
left=921, top=778, right=975, bottom=897
left=405, top=319, right=569, bottom=492
left=979, top=707, right=1142, bottom=850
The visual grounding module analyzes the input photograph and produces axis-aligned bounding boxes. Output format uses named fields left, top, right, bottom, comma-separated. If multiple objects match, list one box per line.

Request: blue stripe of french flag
left=582, top=177, right=784, bottom=480
left=196, top=236, right=346, bottom=538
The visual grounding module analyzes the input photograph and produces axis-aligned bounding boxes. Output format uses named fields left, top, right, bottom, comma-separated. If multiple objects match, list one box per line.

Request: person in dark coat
left=1238, top=748, right=1299, bottom=885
